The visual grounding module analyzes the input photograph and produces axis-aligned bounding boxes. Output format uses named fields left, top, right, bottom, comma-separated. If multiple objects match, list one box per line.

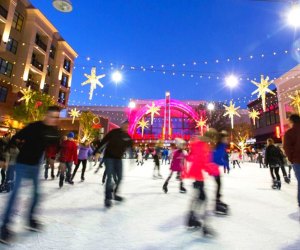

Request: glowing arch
left=128, top=99, right=200, bottom=135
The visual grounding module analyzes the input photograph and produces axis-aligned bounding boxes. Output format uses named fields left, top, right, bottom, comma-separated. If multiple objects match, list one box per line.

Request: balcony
left=0, top=5, right=8, bottom=20
left=31, top=58, right=44, bottom=71
left=35, top=36, right=47, bottom=52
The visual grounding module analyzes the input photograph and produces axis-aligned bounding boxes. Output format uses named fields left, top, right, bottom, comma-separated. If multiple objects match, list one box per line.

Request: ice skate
left=114, top=194, right=124, bottom=202
left=162, top=182, right=168, bottom=193
left=179, top=182, right=187, bottom=193
left=186, top=212, right=202, bottom=229
left=0, top=226, right=13, bottom=245
left=105, top=199, right=112, bottom=208
left=284, top=176, right=290, bottom=184
left=26, top=219, right=43, bottom=232
left=215, top=201, right=229, bottom=215
left=202, top=226, right=215, bottom=238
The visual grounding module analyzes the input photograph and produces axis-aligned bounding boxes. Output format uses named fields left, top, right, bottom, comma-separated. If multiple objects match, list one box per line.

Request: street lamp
left=111, top=70, right=123, bottom=84
left=287, top=4, right=300, bottom=28
left=207, top=102, right=215, bottom=111
left=52, top=0, right=73, bottom=12
left=128, top=101, right=136, bottom=109
left=225, top=74, right=239, bottom=88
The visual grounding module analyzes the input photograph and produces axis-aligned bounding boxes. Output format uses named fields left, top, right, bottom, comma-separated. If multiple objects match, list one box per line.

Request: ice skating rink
left=0, top=160, right=299, bottom=250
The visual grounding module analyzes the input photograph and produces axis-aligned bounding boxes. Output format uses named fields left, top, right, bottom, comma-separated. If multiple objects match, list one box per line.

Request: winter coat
left=265, top=145, right=283, bottom=167
left=170, top=149, right=186, bottom=172
left=283, top=123, right=300, bottom=164
left=231, top=152, right=240, bottom=161
left=78, top=145, right=93, bottom=160
left=59, top=139, right=78, bottom=164
left=182, top=138, right=220, bottom=181
left=137, top=151, right=143, bottom=161
left=213, top=143, right=229, bottom=168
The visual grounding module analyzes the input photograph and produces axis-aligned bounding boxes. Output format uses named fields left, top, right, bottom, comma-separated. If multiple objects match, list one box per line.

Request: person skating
left=0, top=106, right=61, bottom=244
left=93, top=120, right=132, bottom=208
left=265, top=138, right=285, bottom=190
left=283, top=114, right=300, bottom=215
left=44, top=144, right=59, bottom=180
left=231, top=150, right=241, bottom=168
left=71, top=140, right=92, bottom=182
left=153, top=144, right=162, bottom=178
left=137, top=149, right=144, bottom=166
left=182, top=130, right=220, bottom=237
left=257, top=151, right=265, bottom=168
left=162, top=138, right=187, bottom=194
left=213, top=131, right=230, bottom=215
left=58, top=132, right=78, bottom=188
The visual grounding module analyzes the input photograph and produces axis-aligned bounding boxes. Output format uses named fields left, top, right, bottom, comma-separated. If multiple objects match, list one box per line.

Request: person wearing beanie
left=58, top=132, right=78, bottom=187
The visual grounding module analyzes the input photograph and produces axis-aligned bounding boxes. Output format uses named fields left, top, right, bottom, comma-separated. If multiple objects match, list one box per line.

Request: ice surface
left=0, top=160, right=299, bottom=250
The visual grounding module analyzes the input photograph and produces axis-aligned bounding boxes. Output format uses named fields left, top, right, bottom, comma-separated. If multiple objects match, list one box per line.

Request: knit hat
left=67, top=132, right=75, bottom=138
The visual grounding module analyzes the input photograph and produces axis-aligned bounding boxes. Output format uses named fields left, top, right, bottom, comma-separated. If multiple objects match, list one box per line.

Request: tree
left=231, top=122, right=253, bottom=145
left=12, top=90, right=55, bottom=125
left=79, top=111, right=101, bottom=142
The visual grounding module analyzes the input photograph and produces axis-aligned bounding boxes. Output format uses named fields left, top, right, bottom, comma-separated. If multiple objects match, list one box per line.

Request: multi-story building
left=0, top=0, right=77, bottom=117
left=247, top=89, right=280, bottom=145
left=274, top=64, right=300, bottom=135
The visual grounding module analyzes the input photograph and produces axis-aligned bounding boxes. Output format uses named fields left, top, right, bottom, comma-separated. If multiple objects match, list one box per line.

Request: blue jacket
left=213, top=143, right=229, bottom=168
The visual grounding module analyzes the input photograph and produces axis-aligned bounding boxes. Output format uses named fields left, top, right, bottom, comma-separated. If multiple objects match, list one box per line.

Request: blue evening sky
left=31, top=0, right=300, bottom=107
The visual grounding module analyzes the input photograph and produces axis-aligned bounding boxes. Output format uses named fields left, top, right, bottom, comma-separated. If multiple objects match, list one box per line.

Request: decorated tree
left=13, top=89, right=55, bottom=125
left=231, top=122, right=253, bottom=145
left=79, top=111, right=101, bottom=142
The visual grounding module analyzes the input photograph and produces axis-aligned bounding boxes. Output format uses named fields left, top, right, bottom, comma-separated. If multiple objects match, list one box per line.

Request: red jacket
left=283, top=123, right=300, bottom=164
left=182, top=138, right=219, bottom=181
left=59, top=139, right=78, bottom=164
left=45, top=144, right=59, bottom=158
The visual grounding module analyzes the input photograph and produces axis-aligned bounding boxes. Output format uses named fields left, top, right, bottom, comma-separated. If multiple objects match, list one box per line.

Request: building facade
left=274, top=64, right=300, bottom=135
left=247, top=89, right=280, bottom=144
left=0, top=0, right=77, bottom=118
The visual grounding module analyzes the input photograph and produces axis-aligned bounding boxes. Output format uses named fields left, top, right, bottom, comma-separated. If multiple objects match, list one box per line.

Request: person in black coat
left=265, top=138, right=284, bottom=189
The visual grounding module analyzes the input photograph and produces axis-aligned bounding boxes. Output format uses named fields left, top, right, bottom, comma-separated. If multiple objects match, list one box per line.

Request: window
left=47, top=65, right=52, bottom=76
left=61, top=74, right=69, bottom=87
left=12, top=11, right=24, bottom=32
left=0, top=86, right=8, bottom=102
left=49, top=45, right=56, bottom=59
left=0, top=58, right=13, bottom=77
left=6, top=37, right=18, bottom=54
left=58, top=91, right=66, bottom=105
left=43, top=83, right=49, bottom=94
left=63, top=58, right=71, bottom=72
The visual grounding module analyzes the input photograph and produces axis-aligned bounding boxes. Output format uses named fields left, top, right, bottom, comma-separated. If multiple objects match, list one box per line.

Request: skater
left=265, top=138, right=284, bottom=190
left=153, top=143, right=162, bottom=178
left=44, top=144, right=59, bottom=180
left=94, top=148, right=105, bottom=173
left=93, top=120, right=132, bottom=208
left=162, top=138, right=187, bottom=194
left=137, top=149, right=144, bottom=166
left=0, top=134, right=10, bottom=187
left=71, top=140, right=92, bottom=182
left=231, top=150, right=241, bottom=168
left=257, top=151, right=265, bottom=168
left=58, top=132, right=78, bottom=188
left=0, top=106, right=61, bottom=244
left=1, top=141, right=19, bottom=193
left=161, top=147, right=169, bottom=165
left=182, top=130, right=220, bottom=237
left=283, top=114, right=300, bottom=211
left=213, top=130, right=230, bottom=215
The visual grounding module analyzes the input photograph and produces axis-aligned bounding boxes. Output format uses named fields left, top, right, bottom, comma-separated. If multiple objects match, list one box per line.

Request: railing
left=31, top=58, right=44, bottom=71
left=35, top=37, right=47, bottom=51
left=0, top=5, right=8, bottom=19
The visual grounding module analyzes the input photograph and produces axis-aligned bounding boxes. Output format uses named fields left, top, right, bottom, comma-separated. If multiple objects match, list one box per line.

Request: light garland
left=289, top=90, right=300, bottom=115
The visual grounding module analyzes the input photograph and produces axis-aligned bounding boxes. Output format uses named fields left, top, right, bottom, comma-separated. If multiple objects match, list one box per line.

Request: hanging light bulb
left=52, top=0, right=73, bottom=12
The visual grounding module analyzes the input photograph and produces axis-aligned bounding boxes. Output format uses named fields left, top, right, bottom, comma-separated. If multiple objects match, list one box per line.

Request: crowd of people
left=0, top=106, right=299, bottom=244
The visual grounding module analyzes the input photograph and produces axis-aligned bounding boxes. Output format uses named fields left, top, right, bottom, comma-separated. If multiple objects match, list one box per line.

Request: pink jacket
left=170, top=149, right=186, bottom=172
left=182, top=138, right=219, bottom=181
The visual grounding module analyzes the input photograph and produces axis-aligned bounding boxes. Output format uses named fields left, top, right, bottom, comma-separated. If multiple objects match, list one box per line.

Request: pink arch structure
left=128, top=99, right=200, bottom=135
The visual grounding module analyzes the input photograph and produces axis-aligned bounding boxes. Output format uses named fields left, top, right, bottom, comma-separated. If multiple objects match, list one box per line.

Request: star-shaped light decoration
left=223, top=101, right=241, bottom=129
left=289, top=90, right=300, bottom=115
left=137, top=117, right=149, bottom=137
left=69, top=108, right=80, bottom=124
left=248, top=109, right=260, bottom=126
left=18, top=86, right=33, bottom=110
left=146, top=102, right=160, bottom=125
left=251, top=75, right=275, bottom=112
left=81, top=67, right=105, bottom=100
left=195, top=117, right=208, bottom=136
